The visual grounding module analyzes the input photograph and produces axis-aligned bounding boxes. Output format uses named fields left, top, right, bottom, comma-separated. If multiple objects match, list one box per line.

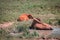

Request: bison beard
left=30, top=18, right=53, bottom=30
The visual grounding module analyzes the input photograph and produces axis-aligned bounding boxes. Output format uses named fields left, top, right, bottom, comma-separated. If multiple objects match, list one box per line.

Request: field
left=0, top=0, right=60, bottom=24
left=0, top=0, right=60, bottom=40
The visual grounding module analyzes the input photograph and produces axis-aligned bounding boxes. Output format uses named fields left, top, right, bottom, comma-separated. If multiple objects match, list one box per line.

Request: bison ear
left=28, top=14, right=33, bottom=19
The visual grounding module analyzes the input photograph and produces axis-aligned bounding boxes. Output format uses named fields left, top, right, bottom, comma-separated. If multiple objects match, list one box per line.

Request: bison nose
left=17, top=18, right=20, bottom=21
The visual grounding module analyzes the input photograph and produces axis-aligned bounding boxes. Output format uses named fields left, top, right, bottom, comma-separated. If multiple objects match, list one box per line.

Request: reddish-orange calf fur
left=17, top=13, right=33, bottom=21
left=18, top=14, right=29, bottom=21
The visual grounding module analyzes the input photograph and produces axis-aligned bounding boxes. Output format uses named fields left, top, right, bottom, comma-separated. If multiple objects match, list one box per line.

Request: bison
left=30, top=18, right=53, bottom=30
left=17, top=13, right=53, bottom=30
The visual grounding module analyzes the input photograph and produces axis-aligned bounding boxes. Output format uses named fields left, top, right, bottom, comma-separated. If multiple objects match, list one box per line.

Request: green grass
left=0, top=0, right=60, bottom=23
left=0, top=0, right=60, bottom=39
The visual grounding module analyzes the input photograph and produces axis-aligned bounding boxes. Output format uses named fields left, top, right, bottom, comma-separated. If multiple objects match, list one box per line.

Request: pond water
left=33, top=27, right=60, bottom=38
left=48, top=27, right=60, bottom=38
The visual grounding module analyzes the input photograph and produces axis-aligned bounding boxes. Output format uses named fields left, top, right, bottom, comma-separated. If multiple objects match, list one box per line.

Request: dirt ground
left=0, top=22, right=60, bottom=40
left=0, top=22, right=14, bottom=28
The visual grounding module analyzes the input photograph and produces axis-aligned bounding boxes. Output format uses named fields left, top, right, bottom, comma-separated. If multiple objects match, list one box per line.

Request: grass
left=0, top=0, right=60, bottom=24
left=0, top=24, right=39, bottom=40
left=16, top=25, right=39, bottom=38
left=0, top=0, right=60, bottom=40
left=16, top=25, right=29, bottom=32
left=0, top=28, right=13, bottom=40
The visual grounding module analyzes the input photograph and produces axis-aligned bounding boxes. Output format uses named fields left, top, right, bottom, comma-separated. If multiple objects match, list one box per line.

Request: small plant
left=55, top=18, right=60, bottom=25
left=57, top=19, right=60, bottom=25
left=32, top=31, right=39, bottom=37
left=16, top=25, right=39, bottom=38
left=22, top=31, right=39, bottom=38
left=0, top=28, right=11, bottom=40
left=16, top=25, right=29, bottom=32
left=48, top=20, right=52, bottom=25
left=22, top=31, right=31, bottom=38
left=0, top=29, right=8, bottom=36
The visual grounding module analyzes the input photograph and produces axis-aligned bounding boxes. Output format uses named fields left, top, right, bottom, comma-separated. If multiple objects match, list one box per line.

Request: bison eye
left=28, top=15, right=33, bottom=19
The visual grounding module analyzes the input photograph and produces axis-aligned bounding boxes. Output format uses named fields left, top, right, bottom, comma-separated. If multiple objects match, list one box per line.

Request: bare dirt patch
left=0, top=22, right=14, bottom=28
